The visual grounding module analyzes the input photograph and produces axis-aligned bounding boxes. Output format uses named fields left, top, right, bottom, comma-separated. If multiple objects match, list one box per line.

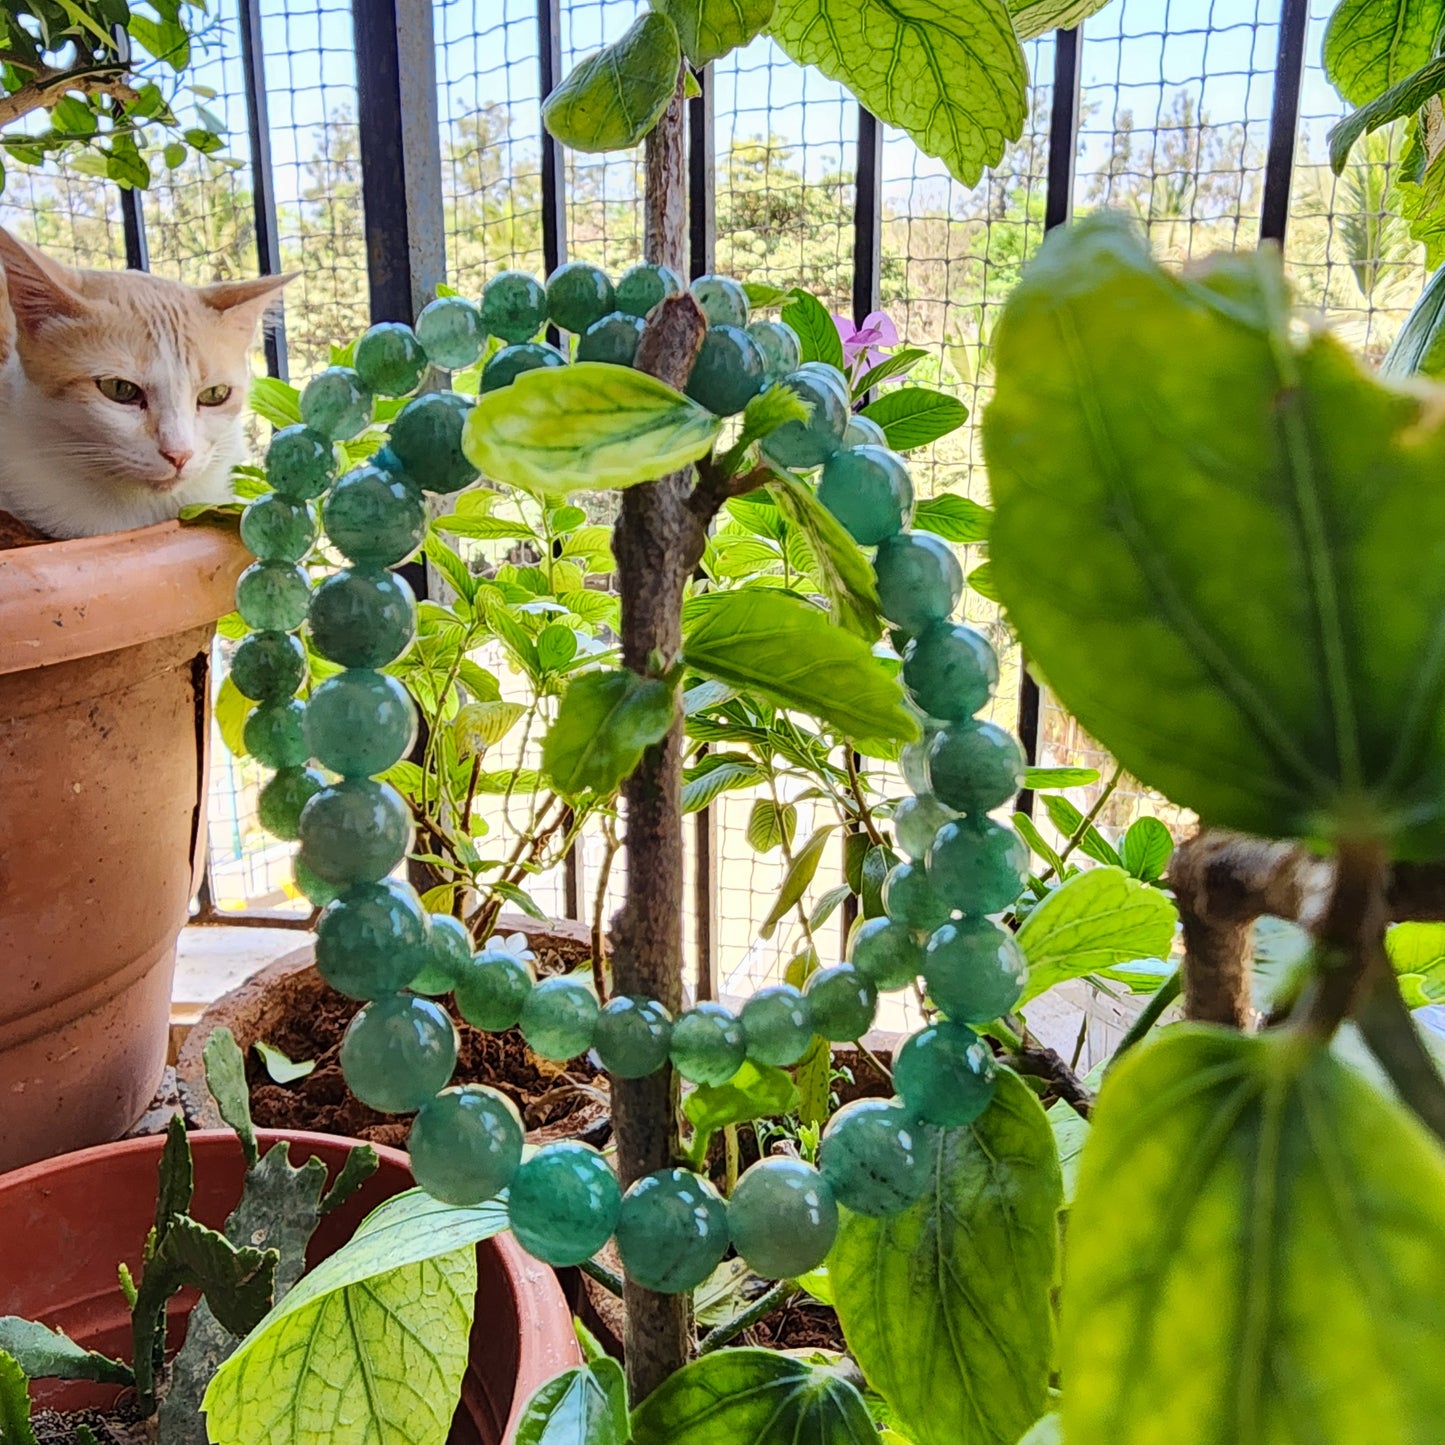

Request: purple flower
left=833, top=310, right=900, bottom=377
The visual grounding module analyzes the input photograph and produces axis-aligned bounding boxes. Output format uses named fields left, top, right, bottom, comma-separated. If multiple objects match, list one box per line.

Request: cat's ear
left=0, top=229, right=85, bottom=336
left=197, top=272, right=296, bottom=333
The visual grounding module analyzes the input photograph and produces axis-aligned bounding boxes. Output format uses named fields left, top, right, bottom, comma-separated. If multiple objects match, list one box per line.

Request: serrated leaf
left=780, top=288, right=846, bottom=370
left=741, top=379, right=812, bottom=441
left=248, top=376, right=302, bottom=429
left=770, top=472, right=884, bottom=639
left=1007, top=0, right=1116, bottom=40
left=1323, top=0, right=1445, bottom=107
left=1041, top=794, right=1120, bottom=868
left=543, top=668, right=675, bottom=795
left=760, top=825, right=835, bottom=936
left=0, top=1321, right=130, bottom=1387
left=860, top=386, right=969, bottom=450
left=436, top=514, right=538, bottom=541
left=747, top=797, right=796, bottom=852
left=1119, top=815, right=1174, bottom=882
left=1329, top=54, right=1445, bottom=171
left=1023, top=765, right=1099, bottom=789
left=204, top=1028, right=257, bottom=1166
left=682, top=754, right=767, bottom=812
left=0, top=1351, right=37, bottom=1445
left=515, top=1357, right=629, bottom=1445
left=253, top=1040, right=316, bottom=1085
left=911, top=492, right=992, bottom=543
left=654, top=0, right=775, bottom=65
left=454, top=699, right=527, bottom=754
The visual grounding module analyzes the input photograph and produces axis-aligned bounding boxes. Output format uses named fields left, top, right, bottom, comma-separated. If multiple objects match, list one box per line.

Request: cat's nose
left=161, top=447, right=193, bottom=474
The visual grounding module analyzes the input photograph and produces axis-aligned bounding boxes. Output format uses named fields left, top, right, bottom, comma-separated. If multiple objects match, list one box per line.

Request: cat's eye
left=197, top=384, right=233, bottom=408
left=96, top=377, right=143, bottom=405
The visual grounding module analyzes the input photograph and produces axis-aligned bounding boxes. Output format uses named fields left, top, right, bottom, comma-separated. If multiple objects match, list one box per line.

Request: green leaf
left=1119, top=816, right=1174, bottom=882
left=740, top=380, right=812, bottom=444
left=860, top=387, right=968, bottom=451
left=852, top=346, right=930, bottom=396
left=514, top=1357, right=629, bottom=1445
left=204, top=1027, right=258, bottom=1167
left=253, top=1040, right=316, bottom=1085
left=248, top=375, right=302, bottom=429
left=967, top=561, right=998, bottom=602
left=1328, top=55, right=1445, bottom=171
left=794, top=1033, right=832, bottom=1127
left=781, top=289, right=846, bottom=370
left=743, top=281, right=792, bottom=308
left=683, top=753, right=768, bottom=812
left=1387, top=921, right=1445, bottom=1003
left=163, top=140, right=188, bottom=168
left=630, top=1349, right=875, bottom=1445
left=760, top=825, right=835, bottom=937
left=768, top=0, right=1027, bottom=188
left=464, top=362, right=720, bottom=497
left=1062, top=1028, right=1445, bottom=1445
left=541, top=11, right=682, bottom=152
left=1323, top=0, right=1445, bottom=106
left=770, top=472, right=884, bottom=639
left=654, top=0, right=775, bottom=66
left=1040, top=795, right=1119, bottom=867
left=436, top=514, right=539, bottom=541
left=454, top=699, right=528, bottom=755
left=1382, top=261, right=1445, bottom=380
left=683, top=1060, right=800, bottom=1164
left=0, top=1321, right=130, bottom=1387
left=1047, top=1100, right=1088, bottom=1205
left=0, top=1351, right=37, bottom=1445
left=216, top=676, right=251, bottom=758
left=1013, top=811, right=1065, bottom=876
left=1015, top=866, right=1178, bottom=1007
left=683, top=590, right=918, bottom=742
left=746, top=797, right=797, bottom=853
left=809, top=883, right=853, bottom=930
left=831, top=1070, right=1061, bottom=1445
left=1023, top=765, right=1098, bottom=790
left=425, top=532, right=479, bottom=603
left=543, top=669, right=675, bottom=795
left=1008, top=0, right=1115, bottom=40
left=154, top=1113, right=194, bottom=1249
left=910, top=492, right=991, bottom=543
left=985, top=211, right=1445, bottom=859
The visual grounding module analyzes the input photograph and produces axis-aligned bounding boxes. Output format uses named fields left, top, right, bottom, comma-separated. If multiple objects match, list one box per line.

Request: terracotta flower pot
left=0, top=1128, right=580, bottom=1442
left=0, top=522, right=249, bottom=1171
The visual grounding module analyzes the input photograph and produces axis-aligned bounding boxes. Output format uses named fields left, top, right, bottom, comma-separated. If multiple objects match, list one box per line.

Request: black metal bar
left=852, top=106, right=882, bottom=324
left=108, top=24, right=149, bottom=271
left=1260, top=0, right=1310, bottom=246
left=537, top=0, right=567, bottom=276
left=688, top=65, right=716, bottom=280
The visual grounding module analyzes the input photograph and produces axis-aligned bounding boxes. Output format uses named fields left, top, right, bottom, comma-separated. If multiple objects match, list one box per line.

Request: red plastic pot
left=0, top=1129, right=580, bottom=1442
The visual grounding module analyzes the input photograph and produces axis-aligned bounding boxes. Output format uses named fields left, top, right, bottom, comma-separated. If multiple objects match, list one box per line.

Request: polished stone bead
left=547, top=261, right=615, bottom=333
left=928, top=722, right=1026, bottom=816
left=322, top=464, right=428, bottom=567
left=685, top=325, right=766, bottom=416
left=481, top=341, right=567, bottom=393
left=508, top=1141, right=621, bottom=1266
left=243, top=698, right=309, bottom=769
left=746, top=320, right=801, bottom=380
left=849, top=916, right=924, bottom=991
left=817, top=445, right=913, bottom=546
left=593, top=995, right=673, bottom=1078
left=300, top=366, right=373, bottom=441
left=314, top=878, right=429, bottom=999
left=894, top=1021, right=997, bottom=1127
left=265, top=424, right=336, bottom=501
left=892, top=794, right=958, bottom=862
left=354, top=321, right=428, bottom=397
left=760, top=370, right=848, bottom=469
left=820, top=1098, right=933, bottom=1216
left=482, top=270, right=548, bottom=344
left=416, top=295, right=486, bottom=370
left=842, top=413, right=887, bottom=449
left=882, top=860, right=953, bottom=932
left=728, top=1158, right=837, bottom=1279
left=257, top=765, right=325, bottom=841
left=340, top=994, right=458, bottom=1113
left=804, top=964, right=877, bottom=1042
left=389, top=391, right=480, bottom=494
left=903, top=621, right=999, bottom=721
left=408, top=913, right=474, bottom=996
left=230, top=630, right=306, bottom=702
left=293, top=854, right=341, bottom=907
left=520, top=976, right=599, bottom=1061
left=924, top=920, right=1027, bottom=1023
left=615, top=1168, right=729, bottom=1294
left=241, top=494, right=317, bottom=561
left=740, top=984, right=813, bottom=1066
left=614, top=261, right=682, bottom=317
left=927, top=819, right=1028, bottom=917
left=691, top=274, right=749, bottom=328
left=304, top=668, right=416, bottom=778
left=408, top=1085, right=524, bottom=1205
left=899, top=731, right=937, bottom=794
left=454, top=949, right=535, bottom=1029
left=873, top=531, right=963, bottom=637
left=236, top=561, right=310, bottom=632
left=577, top=311, right=644, bottom=366
left=670, top=1003, right=747, bottom=1085
left=299, top=778, right=413, bottom=888
left=308, top=567, right=416, bottom=669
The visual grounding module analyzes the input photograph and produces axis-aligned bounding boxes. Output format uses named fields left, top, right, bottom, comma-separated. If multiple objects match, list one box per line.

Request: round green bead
left=508, top=1141, right=621, bottom=1266
left=614, top=262, right=682, bottom=317
left=923, top=920, right=1027, bottom=1023
left=760, top=370, right=848, bottom=469
left=928, top=722, right=1026, bottom=816
left=892, top=793, right=958, bottom=861
left=615, top=1168, right=728, bottom=1294
left=899, top=731, right=937, bottom=793
left=817, top=445, right=913, bottom=546
left=236, top=561, right=310, bottom=632
left=482, top=270, right=547, bottom=344
left=409, top=912, right=474, bottom=996
left=903, top=621, right=999, bottom=721
left=257, top=765, right=325, bottom=841
left=241, top=494, right=316, bottom=562
left=304, top=668, right=416, bottom=778
left=894, top=1021, right=996, bottom=1127
left=849, top=916, right=924, bottom=991
left=340, top=994, right=458, bottom=1113
left=293, top=854, right=340, bottom=907
left=520, top=976, right=599, bottom=1061
left=577, top=311, right=644, bottom=366
left=322, top=464, right=427, bottom=567
left=243, top=698, right=309, bottom=769
left=691, top=274, right=749, bottom=328
left=842, top=413, right=887, bottom=449
left=740, top=984, right=813, bottom=1066
left=298, top=778, right=413, bottom=888
left=265, top=425, right=336, bottom=501
left=308, top=567, right=416, bottom=669
left=454, top=949, right=535, bottom=1029
left=300, top=366, right=372, bottom=441
left=593, top=995, right=673, bottom=1078
left=746, top=320, right=801, bottom=380
left=728, top=1158, right=837, bottom=1279
left=820, top=1098, right=932, bottom=1216
left=686, top=325, right=766, bottom=416
left=481, top=341, right=567, bottom=393
left=354, top=322, right=428, bottom=397
left=804, top=964, right=877, bottom=1042
left=882, top=860, right=953, bottom=932
left=409, top=1085, right=523, bottom=1205
left=670, top=1003, right=747, bottom=1085
left=314, top=878, right=429, bottom=999
left=416, top=295, right=486, bottom=370
left=230, top=630, right=305, bottom=702
left=389, top=391, right=479, bottom=494
left=927, top=819, right=1028, bottom=917
left=546, top=261, right=615, bottom=333
left=873, top=531, right=963, bottom=637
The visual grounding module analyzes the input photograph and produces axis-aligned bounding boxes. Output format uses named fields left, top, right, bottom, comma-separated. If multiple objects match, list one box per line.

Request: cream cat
left=0, top=228, right=291, bottom=540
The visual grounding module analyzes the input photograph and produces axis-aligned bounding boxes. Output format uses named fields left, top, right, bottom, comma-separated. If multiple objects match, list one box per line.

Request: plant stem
left=845, top=749, right=885, bottom=848
left=697, top=1281, right=799, bottom=1355
left=1107, top=967, right=1181, bottom=1070
left=592, top=818, right=621, bottom=1002
left=1296, top=836, right=1388, bottom=1040
left=579, top=1257, right=624, bottom=1297
left=1039, top=762, right=1123, bottom=883
left=1356, top=968, right=1445, bottom=1145
left=724, top=1123, right=741, bottom=1194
